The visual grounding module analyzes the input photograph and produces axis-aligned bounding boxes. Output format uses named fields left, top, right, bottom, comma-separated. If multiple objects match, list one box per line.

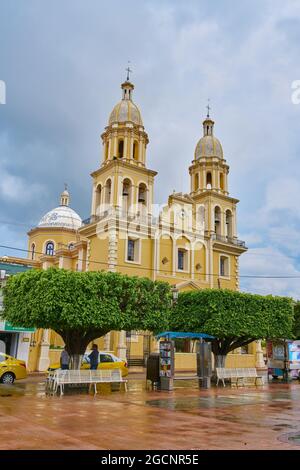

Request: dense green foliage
left=171, top=289, right=294, bottom=359
left=293, top=302, right=300, bottom=339
left=3, top=268, right=171, bottom=355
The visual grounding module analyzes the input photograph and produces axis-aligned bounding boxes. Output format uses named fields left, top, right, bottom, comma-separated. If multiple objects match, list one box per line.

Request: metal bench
left=47, top=369, right=127, bottom=395
left=216, top=367, right=263, bottom=387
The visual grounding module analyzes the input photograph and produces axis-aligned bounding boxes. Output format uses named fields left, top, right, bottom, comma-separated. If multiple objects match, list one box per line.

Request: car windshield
left=99, top=354, right=113, bottom=363
left=111, top=354, right=122, bottom=362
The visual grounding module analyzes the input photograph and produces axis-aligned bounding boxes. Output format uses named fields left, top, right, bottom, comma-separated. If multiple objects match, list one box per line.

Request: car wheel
left=0, top=372, right=15, bottom=384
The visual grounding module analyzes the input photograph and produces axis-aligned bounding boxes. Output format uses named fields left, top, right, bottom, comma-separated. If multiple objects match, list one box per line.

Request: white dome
left=38, top=206, right=82, bottom=230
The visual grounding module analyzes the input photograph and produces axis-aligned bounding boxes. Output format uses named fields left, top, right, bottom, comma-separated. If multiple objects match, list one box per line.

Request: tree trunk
left=211, top=337, right=255, bottom=372
left=57, top=329, right=108, bottom=370
left=214, top=354, right=227, bottom=369
left=70, top=354, right=84, bottom=370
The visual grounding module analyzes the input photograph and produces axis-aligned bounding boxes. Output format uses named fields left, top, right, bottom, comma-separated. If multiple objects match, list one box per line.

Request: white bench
left=47, top=369, right=127, bottom=395
left=216, top=367, right=263, bottom=387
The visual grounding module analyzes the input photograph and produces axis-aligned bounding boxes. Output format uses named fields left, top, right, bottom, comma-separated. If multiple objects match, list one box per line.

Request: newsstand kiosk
left=159, top=340, right=175, bottom=391
left=156, top=331, right=214, bottom=391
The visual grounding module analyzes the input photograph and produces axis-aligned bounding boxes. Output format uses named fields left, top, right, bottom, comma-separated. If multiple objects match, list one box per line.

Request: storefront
left=0, top=261, right=35, bottom=364
left=0, top=320, right=35, bottom=362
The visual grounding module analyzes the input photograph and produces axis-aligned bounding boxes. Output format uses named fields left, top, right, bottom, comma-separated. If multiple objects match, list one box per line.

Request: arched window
left=122, top=178, right=132, bottom=211
left=105, top=142, right=109, bottom=160
left=95, top=184, right=102, bottom=215
left=194, top=173, right=199, bottom=191
left=133, top=141, right=139, bottom=161
left=138, top=183, right=147, bottom=205
left=214, top=207, right=221, bottom=235
left=220, top=173, right=224, bottom=190
left=118, top=139, right=124, bottom=158
left=31, top=243, right=35, bottom=260
left=104, top=179, right=112, bottom=206
left=206, top=172, right=212, bottom=189
left=225, top=210, right=233, bottom=239
left=45, top=242, right=54, bottom=256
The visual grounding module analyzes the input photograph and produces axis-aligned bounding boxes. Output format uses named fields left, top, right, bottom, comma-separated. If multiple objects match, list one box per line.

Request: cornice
left=191, top=191, right=239, bottom=204
left=91, top=160, right=157, bottom=178
left=189, top=160, right=229, bottom=173
left=212, top=242, right=248, bottom=255
left=27, top=227, right=79, bottom=236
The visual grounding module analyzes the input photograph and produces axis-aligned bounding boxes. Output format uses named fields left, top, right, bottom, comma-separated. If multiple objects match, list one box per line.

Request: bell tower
left=189, top=113, right=229, bottom=196
left=100, top=79, right=149, bottom=168
left=89, top=75, right=157, bottom=220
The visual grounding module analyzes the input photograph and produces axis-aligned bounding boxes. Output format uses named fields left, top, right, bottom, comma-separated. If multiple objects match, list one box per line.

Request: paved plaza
left=0, top=374, right=300, bottom=450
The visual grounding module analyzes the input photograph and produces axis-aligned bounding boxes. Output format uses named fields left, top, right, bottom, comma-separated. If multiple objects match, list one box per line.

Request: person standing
left=89, top=344, right=99, bottom=370
left=60, top=348, right=70, bottom=370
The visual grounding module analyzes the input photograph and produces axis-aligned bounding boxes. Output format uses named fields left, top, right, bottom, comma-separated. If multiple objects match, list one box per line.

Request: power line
left=1, top=243, right=300, bottom=280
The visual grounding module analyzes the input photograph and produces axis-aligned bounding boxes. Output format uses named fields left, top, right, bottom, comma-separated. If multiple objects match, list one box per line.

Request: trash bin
left=146, top=353, right=160, bottom=388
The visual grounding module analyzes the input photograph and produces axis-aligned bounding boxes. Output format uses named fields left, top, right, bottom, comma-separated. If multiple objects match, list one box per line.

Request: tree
left=3, top=268, right=171, bottom=368
left=171, top=289, right=294, bottom=368
left=293, top=302, right=300, bottom=339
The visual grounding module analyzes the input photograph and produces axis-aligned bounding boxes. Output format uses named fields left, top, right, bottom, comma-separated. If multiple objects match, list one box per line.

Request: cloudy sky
left=1, top=0, right=300, bottom=297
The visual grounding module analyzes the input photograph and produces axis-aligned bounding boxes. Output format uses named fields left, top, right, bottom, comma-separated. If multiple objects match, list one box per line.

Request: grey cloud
left=1, top=0, right=300, bottom=297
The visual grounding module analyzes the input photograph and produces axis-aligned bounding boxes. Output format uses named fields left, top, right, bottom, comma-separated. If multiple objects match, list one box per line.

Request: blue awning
left=156, top=331, right=215, bottom=340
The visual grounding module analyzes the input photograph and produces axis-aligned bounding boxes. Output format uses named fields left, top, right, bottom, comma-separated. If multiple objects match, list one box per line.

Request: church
left=2, top=76, right=254, bottom=372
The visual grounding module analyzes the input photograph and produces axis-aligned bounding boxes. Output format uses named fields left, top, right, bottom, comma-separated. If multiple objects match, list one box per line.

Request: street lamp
left=171, top=287, right=179, bottom=305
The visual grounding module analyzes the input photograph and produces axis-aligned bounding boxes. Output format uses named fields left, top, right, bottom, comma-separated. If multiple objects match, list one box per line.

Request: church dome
left=37, top=187, right=82, bottom=230
left=195, top=117, right=223, bottom=160
left=38, top=206, right=82, bottom=230
left=108, top=80, right=143, bottom=126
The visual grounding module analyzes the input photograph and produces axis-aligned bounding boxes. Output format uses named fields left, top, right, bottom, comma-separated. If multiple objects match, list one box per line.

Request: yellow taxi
left=48, top=351, right=128, bottom=377
left=0, top=352, right=27, bottom=384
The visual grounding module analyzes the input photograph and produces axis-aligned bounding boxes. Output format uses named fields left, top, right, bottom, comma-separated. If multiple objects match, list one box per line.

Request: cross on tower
left=126, top=62, right=132, bottom=81
left=206, top=99, right=211, bottom=118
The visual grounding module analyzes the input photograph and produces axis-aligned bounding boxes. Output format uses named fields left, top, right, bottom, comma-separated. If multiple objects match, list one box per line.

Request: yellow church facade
left=4, top=77, right=262, bottom=372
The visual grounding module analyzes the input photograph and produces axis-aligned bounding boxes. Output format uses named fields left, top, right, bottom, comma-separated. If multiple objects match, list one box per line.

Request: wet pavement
left=0, top=374, right=299, bottom=450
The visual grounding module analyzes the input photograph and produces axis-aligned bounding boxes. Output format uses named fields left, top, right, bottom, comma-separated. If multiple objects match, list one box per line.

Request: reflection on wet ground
left=147, top=394, right=273, bottom=410
left=0, top=375, right=300, bottom=450
left=286, top=434, right=300, bottom=444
